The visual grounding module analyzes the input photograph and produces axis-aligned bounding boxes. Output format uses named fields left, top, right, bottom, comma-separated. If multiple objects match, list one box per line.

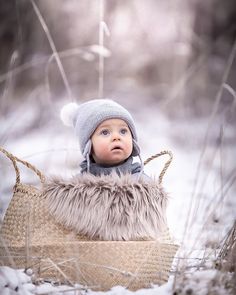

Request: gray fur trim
left=42, top=173, right=168, bottom=241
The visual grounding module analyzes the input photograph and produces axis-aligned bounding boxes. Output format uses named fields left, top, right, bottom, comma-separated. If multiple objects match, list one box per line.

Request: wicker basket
left=0, top=147, right=179, bottom=291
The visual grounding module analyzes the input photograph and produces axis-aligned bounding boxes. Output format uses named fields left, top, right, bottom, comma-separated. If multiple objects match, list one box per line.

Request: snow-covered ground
left=0, top=96, right=235, bottom=294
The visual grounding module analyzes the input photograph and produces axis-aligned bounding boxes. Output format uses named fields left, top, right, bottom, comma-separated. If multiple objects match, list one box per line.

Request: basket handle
left=0, top=146, right=45, bottom=185
left=144, top=150, right=173, bottom=184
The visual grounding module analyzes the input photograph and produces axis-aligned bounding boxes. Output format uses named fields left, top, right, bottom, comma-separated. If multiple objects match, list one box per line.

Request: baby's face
left=91, top=118, right=133, bottom=166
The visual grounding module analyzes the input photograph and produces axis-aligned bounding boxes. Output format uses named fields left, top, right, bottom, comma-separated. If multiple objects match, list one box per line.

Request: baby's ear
left=60, top=102, right=79, bottom=127
left=132, top=139, right=140, bottom=156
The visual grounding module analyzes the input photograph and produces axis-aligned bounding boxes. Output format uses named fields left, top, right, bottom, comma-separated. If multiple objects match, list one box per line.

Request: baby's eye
left=100, top=129, right=110, bottom=136
left=120, top=128, right=128, bottom=135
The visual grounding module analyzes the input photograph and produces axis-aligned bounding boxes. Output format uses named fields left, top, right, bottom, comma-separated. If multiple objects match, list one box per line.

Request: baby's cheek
left=126, top=140, right=133, bottom=152
left=95, top=143, right=108, bottom=156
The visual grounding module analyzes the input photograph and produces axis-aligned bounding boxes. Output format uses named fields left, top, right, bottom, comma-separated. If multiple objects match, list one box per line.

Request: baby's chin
left=98, top=157, right=128, bottom=167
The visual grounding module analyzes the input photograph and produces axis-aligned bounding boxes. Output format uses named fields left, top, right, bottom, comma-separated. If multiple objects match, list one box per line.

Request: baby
left=60, top=99, right=145, bottom=178
left=43, top=98, right=168, bottom=241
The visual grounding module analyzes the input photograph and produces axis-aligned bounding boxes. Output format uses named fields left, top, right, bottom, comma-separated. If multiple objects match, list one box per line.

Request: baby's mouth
left=111, top=145, right=122, bottom=151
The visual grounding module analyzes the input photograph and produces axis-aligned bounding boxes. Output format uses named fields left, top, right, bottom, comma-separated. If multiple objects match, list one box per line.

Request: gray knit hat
left=60, top=99, right=140, bottom=158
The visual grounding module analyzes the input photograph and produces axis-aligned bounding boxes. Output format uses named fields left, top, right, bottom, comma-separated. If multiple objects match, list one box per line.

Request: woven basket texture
left=0, top=147, right=179, bottom=291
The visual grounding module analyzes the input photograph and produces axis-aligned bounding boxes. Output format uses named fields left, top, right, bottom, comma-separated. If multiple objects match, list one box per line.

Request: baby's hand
left=0, top=266, right=35, bottom=295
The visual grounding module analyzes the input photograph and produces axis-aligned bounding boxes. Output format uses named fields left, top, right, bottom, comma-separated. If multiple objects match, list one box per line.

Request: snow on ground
left=0, top=97, right=235, bottom=294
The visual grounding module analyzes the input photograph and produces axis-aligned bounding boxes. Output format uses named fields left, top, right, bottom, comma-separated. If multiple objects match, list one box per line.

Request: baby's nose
left=112, top=131, right=121, bottom=140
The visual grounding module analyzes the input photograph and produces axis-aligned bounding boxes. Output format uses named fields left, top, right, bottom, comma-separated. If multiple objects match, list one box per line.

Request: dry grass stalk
left=99, top=0, right=105, bottom=98
left=43, top=258, right=74, bottom=287
left=30, top=0, right=72, bottom=100
left=217, top=220, right=236, bottom=273
left=173, top=38, right=236, bottom=291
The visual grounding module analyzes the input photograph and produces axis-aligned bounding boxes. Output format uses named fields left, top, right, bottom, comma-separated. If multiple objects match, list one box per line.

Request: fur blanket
left=42, top=173, right=169, bottom=241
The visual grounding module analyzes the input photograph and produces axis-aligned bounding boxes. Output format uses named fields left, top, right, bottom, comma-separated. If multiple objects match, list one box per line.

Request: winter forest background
left=0, top=0, right=236, bottom=294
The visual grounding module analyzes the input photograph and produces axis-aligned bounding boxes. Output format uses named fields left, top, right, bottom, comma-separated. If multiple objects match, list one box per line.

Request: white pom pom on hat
left=60, top=102, right=79, bottom=127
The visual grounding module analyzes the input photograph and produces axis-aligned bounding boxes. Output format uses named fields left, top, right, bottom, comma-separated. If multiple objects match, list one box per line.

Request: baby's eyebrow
left=98, top=124, right=110, bottom=129
left=98, top=123, right=128, bottom=129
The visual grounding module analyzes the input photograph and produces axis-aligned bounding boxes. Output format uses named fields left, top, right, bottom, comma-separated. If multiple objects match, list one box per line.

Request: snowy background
left=0, top=0, right=236, bottom=294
